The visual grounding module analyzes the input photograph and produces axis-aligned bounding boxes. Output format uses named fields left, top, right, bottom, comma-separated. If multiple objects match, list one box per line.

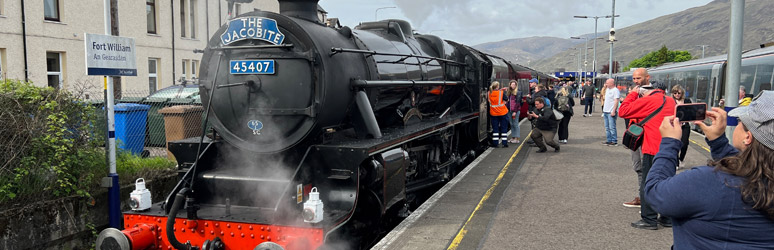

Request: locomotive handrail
left=330, top=47, right=464, bottom=66
left=352, top=79, right=464, bottom=88
left=209, top=44, right=294, bottom=50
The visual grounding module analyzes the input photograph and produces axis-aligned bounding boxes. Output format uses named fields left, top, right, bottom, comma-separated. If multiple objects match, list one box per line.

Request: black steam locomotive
left=96, top=1, right=545, bottom=249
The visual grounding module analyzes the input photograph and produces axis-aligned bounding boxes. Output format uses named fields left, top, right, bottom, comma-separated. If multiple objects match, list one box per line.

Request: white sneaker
left=680, top=161, right=685, bottom=169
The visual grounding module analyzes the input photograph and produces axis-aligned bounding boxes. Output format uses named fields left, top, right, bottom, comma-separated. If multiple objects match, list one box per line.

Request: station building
left=0, top=0, right=279, bottom=96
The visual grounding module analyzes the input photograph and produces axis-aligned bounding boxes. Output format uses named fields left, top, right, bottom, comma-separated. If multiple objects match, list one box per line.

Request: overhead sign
left=221, top=17, right=285, bottom=46
left=85, top=33, right=137, bottom=76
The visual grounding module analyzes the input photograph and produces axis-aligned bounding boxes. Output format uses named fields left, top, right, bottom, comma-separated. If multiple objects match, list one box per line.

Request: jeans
left=490, top=115, right=509, bottom=146
left=603, top=112, right=617, bottom=143
left=508, top=110, right=520, bottom=140
left=584, top=97, right=594, bottom=114
left=632, top=147, right=642, bottom=194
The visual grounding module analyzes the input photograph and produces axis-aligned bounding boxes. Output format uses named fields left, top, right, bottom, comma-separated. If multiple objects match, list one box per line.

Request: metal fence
left=85, top=89, right=205, bottom=158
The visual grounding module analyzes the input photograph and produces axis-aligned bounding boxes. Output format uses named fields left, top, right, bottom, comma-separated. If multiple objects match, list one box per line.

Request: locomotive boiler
left=96, top=0, right=503, bottom=249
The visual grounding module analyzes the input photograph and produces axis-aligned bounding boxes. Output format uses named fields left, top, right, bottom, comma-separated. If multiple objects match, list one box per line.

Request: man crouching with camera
left=527, top=98, right=560, bottom=153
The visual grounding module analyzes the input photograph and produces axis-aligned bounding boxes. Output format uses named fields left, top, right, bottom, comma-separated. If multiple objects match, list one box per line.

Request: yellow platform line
left=689, top=138, right=710, bottom=152
left=447, top=130, right=532, bottom=250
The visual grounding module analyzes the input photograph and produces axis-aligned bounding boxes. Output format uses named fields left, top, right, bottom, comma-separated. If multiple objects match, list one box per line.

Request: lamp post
left=574, top=14, right=618, bottom=75
left=570, top=37, right=589, bottom=83
left=375, top=6, right=396, bottom=21
left=609, top=0, right=616, bottom=75
left=697, top=45, right=710, bottom=58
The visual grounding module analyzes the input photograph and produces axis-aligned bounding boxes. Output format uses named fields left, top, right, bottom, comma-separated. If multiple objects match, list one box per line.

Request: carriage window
left=739, top=65, right=756, bottom=96
left=696, top=70, right=710, bottom=104
left=684, top=71, right=697, bottom=99
left=753, top=64, right=773, bottom=93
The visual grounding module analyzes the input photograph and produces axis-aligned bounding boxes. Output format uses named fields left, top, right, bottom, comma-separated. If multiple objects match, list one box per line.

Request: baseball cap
left=728, top=90, right=774, bottom=150
left=529, top=78, right=538, bottom=83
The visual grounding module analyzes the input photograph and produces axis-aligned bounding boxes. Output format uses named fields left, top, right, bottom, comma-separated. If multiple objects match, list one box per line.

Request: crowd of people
left=488, top=69, right=774, bottom=248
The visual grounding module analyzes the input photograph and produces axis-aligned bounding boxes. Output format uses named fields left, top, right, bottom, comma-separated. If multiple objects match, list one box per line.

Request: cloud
left=321, top=0, right=713, bottom=45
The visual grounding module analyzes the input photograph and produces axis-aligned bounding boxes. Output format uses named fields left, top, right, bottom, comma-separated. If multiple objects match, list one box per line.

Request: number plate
left=229, top=60, right=276, bottom=75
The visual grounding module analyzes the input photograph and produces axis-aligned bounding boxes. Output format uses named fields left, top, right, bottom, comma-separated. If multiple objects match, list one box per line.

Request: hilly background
left=474, top=0, right=774, bottom=74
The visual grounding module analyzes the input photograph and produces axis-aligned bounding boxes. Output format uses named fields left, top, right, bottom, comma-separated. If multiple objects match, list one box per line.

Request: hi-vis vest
left=489, top=90, right=508, bottom=116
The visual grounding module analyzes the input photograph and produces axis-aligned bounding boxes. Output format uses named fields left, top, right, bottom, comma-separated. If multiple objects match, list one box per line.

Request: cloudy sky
left=319, top=0, right=714, bottom=46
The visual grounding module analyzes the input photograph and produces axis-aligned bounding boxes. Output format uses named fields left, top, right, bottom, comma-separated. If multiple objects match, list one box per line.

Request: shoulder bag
left=622, top=96, right=666, bottom=151
left=552, top=108, right=564, bottom=120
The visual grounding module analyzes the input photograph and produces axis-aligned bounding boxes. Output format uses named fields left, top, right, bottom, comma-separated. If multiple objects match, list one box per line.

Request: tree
left=601, top=61, right=622, bottom=74
left=623, top=45, right=693, bottom=71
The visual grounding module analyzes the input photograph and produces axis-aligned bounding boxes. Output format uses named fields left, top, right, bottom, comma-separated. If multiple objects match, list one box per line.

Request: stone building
left=0, top=0, right=279, bottom=96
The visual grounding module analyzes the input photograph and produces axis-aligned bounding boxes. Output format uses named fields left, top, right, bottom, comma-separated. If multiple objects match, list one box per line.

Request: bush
left=0, top=80, right=175, bottom=207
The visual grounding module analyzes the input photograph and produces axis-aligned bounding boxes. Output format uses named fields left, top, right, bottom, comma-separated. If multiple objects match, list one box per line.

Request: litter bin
left=142, top=97, right=170, bottom=147
left=159, top=105, right=204, bottom=160
left=114, top=103, right=151, bottom=155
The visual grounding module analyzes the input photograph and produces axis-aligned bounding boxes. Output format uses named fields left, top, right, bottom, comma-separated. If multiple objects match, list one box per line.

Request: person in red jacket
left=619, top=70, right=676, bottom=230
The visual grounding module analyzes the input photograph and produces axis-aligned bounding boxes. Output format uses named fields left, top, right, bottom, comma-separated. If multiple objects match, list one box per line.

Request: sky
left=319, top=0, right=715, bottom=46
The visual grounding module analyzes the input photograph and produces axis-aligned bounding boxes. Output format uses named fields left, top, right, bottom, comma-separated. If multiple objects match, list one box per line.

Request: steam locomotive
left=96, top=1, right=548, bottom=249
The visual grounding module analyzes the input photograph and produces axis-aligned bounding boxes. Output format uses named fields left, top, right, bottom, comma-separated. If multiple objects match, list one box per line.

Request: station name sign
left=85, top=33, right=137, bottom=76
left=221, top=17, right=285, bottom=46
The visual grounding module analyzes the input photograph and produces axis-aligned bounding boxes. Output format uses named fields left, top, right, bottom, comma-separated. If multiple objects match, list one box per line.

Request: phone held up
left=675, top=103, right=707, bottom=122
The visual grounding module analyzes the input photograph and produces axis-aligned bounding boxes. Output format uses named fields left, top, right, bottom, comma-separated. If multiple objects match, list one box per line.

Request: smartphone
left=675, top=103, right=707, bottom=122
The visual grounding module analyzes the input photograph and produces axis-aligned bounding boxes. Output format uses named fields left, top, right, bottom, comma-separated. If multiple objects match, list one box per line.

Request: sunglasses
left=672, top=92, right=682, bottom=94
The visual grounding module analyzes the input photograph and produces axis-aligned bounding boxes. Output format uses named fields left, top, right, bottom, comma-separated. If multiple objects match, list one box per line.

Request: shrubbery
left=0, top=80, right=175, bottom=207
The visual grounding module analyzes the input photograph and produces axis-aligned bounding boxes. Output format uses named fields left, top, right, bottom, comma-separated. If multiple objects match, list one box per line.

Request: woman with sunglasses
left=671, top=85, right=691, bottom=169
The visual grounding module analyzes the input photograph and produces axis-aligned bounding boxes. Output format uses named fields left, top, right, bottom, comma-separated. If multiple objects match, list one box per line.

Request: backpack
left=556, top=94, right=570, bottom=112
left=543, top=96, right=551, bottom=108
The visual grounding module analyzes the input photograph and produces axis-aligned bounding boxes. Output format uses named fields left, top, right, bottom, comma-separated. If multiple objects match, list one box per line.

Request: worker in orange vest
left=489, top=81, right=510, bottom=147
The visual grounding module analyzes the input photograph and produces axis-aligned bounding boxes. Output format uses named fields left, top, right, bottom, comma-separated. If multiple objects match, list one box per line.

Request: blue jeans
left=603, top=112, right=617, bottom=143
left=584, top=97, right=594, bottom=114
left=508, top=110, right=520, bottom=140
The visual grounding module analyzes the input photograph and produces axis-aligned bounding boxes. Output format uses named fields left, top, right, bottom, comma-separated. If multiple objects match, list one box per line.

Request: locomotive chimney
left=278, top=0, right=321, bottom=23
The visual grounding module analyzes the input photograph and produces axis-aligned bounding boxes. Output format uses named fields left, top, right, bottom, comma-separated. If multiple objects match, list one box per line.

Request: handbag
left=622, top=96, right=666, bottom=151
left=552, top=108, right=564, bottom=120
left=580, top=98, right=586, bottom=105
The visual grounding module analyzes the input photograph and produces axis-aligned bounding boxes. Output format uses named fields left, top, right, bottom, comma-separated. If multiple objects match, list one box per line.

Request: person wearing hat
left=582, top=81, right=596, bottom=117
left=645, top=91, right=774, bottom=248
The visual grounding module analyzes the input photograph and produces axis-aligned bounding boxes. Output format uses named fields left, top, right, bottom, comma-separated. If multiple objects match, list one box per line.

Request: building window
left=46, top=52, right=63, bottom=88
left=179, top=0, right=197, bottom=38
left=148, top=58, right=158, bottom=93
left=191, top=60, right=198, bottom=79
left=189, top=0, right=197, bottom=39
left=179, top=0, right=186, bottom=37
left=182, top=59, right=188, bottom=80
left=235, top=3, right=241, bottom=17
left=146, top=0, right=157, bottom=34
left=1, top=0, right=5, bottom=16
left=44, top=0, right=60, bottom=22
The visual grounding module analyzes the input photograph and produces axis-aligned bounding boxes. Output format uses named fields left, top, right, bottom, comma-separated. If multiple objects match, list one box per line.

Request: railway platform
left=371, top=99, right=714, bottom=250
